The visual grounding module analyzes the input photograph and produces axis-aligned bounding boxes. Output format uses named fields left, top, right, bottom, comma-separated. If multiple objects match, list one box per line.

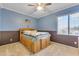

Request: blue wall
left=38, top=15, right=57, bottom=31
left=0, top=8, right=37, bottom=31
left=0, top=8, right=1, bottom=21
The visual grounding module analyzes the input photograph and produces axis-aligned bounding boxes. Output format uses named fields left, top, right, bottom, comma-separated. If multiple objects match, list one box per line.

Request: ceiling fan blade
left=27, top=3, right=38, bottom=6
left=27, top=4, right=35, bottom=6
left=45, top=3, right=52, bottom=5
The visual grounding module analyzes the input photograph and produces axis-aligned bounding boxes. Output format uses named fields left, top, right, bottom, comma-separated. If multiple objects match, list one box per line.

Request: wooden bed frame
left=19, top=28, right=41, bottom=53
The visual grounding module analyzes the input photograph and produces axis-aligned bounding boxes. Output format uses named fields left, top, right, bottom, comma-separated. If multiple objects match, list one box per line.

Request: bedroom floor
left=0, top=42, right=79, bottom=56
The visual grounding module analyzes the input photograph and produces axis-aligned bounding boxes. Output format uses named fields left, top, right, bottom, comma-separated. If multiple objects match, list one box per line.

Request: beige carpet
left=0, top=42, right=79, bottom=56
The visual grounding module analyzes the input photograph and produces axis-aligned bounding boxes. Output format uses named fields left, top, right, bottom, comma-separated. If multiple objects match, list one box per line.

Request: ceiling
left=1, top=3, right=79, bottom=19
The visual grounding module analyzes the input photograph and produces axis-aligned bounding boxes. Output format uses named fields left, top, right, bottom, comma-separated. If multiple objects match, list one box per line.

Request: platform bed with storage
left=19, top=28, right=51, bottom=53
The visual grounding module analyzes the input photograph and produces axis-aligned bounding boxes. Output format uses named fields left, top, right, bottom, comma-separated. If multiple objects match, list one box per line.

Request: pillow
left=30, top=30, right=37, bottom=36
left=23, top=30, right=37, bottom=36
left=23, top=31, right=32, bottom=35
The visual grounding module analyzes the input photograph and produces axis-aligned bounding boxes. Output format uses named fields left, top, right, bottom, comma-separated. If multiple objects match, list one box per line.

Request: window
left=58, top=15, right=68, bottom=35
left=58, top=12, right=79, bottom=36
left=70, top=13, right=79, bottom=36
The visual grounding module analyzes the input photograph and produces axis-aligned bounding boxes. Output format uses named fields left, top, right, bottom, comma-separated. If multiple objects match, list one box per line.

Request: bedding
left=24, top=31, right=50, bottom=36
left=24, top=34, right=37, bottom=42
left=23, top=32, right=51, bottom=42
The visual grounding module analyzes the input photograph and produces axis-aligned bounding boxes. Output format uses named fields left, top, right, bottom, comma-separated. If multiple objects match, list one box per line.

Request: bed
left=19, top=28, right=51, bottom=53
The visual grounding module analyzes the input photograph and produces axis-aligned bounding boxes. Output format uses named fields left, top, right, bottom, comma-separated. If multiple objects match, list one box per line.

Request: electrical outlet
left=10, top=38, right=13, bottom=42
left=78, top=37, right=79, bottom=40
left=74, top=42, right=77, bottom=45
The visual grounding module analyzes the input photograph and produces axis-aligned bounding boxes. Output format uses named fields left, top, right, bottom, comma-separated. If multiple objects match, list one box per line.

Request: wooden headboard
left=20, top=28, right=35, bottom=31
left=19, top=28, right=36, bottom=40
left=20, top=28, right=35, bottom=33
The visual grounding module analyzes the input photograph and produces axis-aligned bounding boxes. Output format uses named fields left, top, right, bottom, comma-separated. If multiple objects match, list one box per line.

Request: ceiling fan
left=27, top=3, right=52, bottom=10
left=27, top=3, right=52, bottom=14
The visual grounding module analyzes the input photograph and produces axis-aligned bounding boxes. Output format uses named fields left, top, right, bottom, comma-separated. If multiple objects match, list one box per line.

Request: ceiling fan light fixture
left=37, top=6, right=43, bottom=10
